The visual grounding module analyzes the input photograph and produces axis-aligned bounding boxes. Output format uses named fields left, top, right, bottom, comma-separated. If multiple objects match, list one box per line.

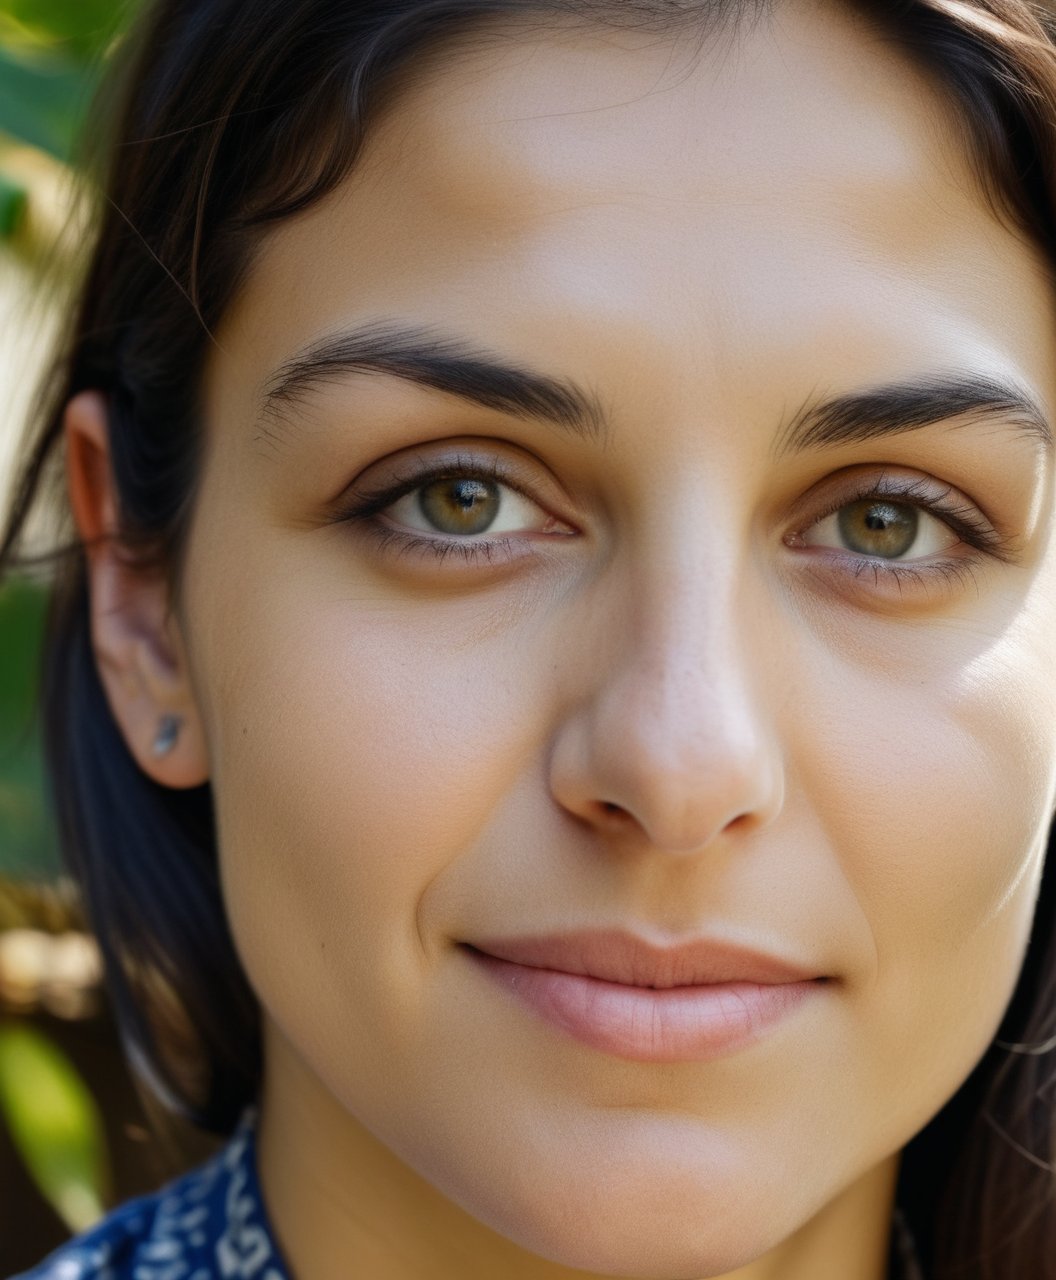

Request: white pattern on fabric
left=8, top=1108, right=291, bottom=1280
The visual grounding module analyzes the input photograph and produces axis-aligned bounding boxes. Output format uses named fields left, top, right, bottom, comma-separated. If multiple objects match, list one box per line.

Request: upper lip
left=466, top=929, right=822, bottom=989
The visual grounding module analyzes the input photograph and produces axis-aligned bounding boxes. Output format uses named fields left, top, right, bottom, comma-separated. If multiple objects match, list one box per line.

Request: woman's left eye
left=800, top=496, right=960, bottom=560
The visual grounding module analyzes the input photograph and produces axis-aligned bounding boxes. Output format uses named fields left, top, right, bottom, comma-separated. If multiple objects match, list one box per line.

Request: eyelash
left=334, top=458, right=1013, bottom=588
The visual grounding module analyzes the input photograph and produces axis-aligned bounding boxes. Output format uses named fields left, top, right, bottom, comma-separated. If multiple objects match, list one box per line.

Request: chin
left=444, top=1159, right=793, bottom=1280
left=490, top=1209, right=769, bottom=1279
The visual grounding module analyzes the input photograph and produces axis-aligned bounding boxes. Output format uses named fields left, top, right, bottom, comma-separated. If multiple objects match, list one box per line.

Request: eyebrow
left=257, top=320, right=608, bottom=447
left=773, top=371, right=1052, bottom=458
left=258, top=323, right=1052, bottom=462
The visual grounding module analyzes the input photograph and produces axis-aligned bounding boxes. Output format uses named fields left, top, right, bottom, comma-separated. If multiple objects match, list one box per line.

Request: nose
left=548, top=558, right=785, bottom=855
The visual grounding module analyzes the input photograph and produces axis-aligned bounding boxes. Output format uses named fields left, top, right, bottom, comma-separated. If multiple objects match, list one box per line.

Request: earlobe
left=63, top=389, right=210, bottom=789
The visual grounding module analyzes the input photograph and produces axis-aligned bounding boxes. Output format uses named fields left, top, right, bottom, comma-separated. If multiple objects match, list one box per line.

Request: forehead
left=211, top=0, right=1055, bottom=427
left=379, top=2, right=961, bottom=234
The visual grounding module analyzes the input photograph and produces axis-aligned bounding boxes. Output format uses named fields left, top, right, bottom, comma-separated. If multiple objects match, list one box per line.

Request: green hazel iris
left=419, top=476, right=501, bottom=535
left=837, top=499, right=918, bottom=558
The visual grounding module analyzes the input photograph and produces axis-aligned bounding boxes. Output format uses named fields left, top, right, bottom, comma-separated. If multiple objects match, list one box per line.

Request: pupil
left=837, top=499, right=917, bottom=558
left=420, top=477, right=500, bottom=535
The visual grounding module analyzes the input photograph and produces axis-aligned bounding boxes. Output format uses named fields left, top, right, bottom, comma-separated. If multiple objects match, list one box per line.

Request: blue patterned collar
left=16, top=1105, right=291, bottom=1279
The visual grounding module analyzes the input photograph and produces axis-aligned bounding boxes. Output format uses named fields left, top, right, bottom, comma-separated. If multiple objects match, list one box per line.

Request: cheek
left=189, top=549, right=541, bottom=1086
left=803, top=596, right=1056, bottom=1121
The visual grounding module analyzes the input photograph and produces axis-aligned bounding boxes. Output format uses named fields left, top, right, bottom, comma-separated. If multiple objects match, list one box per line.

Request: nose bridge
left=554, top=536, right=785, bottom=853
left=619, top=545, right=770, bottom=766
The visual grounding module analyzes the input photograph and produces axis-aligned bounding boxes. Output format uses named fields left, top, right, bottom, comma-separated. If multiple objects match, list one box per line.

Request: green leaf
left=0, top=579, right=59, bottom=881
left=0, top=169, right=26, bottom=236
left=0, top=45, right=97, bottom=160
left=0, top=576, right=47, bottom=724
left=0, top=0, right=144, bottom=159
left=1, top=0, right=136, bottom=62
left=0, top=1022, right=110, bottom=1231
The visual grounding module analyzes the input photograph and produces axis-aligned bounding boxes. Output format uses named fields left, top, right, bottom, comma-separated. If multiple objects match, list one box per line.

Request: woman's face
left=177, top=0, right=1056, bottom=1273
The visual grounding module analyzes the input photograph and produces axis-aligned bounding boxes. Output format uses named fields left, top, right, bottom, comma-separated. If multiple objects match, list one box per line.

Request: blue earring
left=151, top=713, right=183, bottom=757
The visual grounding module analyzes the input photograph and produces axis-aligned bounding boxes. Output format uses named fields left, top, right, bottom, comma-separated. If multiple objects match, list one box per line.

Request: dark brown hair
left=2, top=0, right=1055, bottom=1275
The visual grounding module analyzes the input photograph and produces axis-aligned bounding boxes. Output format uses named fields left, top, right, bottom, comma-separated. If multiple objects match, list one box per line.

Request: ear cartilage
left=151, top=713, right=183, bottom=757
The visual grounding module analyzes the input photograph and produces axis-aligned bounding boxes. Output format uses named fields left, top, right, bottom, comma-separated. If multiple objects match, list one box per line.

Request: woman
left=3, top=0, right=1056, bottom=1276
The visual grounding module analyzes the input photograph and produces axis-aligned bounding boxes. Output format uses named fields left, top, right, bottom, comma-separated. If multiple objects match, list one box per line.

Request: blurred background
left=0, top=2, right=218, bottom=1270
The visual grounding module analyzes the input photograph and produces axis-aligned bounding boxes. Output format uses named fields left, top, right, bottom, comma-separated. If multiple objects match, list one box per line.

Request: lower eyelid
left=790, top=550, right=987, bottom=606
left=852, top=556, right=984, bottom=594
left=365, top=523, right=542, bottom=570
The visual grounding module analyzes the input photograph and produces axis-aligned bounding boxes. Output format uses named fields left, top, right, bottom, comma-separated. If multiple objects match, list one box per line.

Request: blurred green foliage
left=0, top=167, right=25, bottom=232
left=0, top=1021, right=110, bottom=1230
left=0, top=577, right=58, bottom=882
left=1, top=0, right=141, bottom=869
left=0, top=1, right=129, bottom=1247
left=0, top=0, right=139, bottom=159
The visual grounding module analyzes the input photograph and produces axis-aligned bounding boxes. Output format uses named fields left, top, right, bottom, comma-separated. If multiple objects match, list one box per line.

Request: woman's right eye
left=332, top=456, right=576, bottom=567
left=382, top=472, right=554, bottom=539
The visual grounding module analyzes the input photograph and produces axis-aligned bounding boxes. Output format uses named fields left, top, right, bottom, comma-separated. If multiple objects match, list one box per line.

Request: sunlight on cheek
left=943, top=618, right=1056, bottom=935
left=208, top=604, right=523, bottom=1012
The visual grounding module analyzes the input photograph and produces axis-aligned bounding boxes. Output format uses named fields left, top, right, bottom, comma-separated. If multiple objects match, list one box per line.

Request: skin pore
left=63, top=0, right=1056, bottom=1277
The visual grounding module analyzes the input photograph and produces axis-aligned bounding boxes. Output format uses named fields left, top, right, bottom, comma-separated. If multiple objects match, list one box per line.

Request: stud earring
left=151, top=713, right=183, bottom=757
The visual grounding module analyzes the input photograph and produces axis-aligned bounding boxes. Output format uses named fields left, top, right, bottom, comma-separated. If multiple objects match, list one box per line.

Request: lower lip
left=466, top=948, right=821, bottom=1063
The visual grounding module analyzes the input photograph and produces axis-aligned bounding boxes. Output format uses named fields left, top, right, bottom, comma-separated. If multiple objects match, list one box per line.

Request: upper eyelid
left=801, top=472, right=956, bottom=517
left=339, top=456, right=518, bottom=517
left=795, top=473, right=992, bottom=534
left=355, top=452, right=542, bottom=503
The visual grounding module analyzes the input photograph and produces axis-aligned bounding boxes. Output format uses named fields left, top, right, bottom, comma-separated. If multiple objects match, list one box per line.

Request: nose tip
left=549, top=673, right=785, bottom=855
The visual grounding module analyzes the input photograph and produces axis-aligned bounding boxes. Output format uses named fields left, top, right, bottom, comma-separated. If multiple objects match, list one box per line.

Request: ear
left=64, top=389, right=210, bottom=788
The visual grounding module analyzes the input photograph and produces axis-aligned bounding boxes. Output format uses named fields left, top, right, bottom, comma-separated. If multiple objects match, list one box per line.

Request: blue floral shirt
left=11, top=1107, right=291, bottom=1280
